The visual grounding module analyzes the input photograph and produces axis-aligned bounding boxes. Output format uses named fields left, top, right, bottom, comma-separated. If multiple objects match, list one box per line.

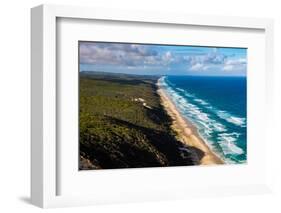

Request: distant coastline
left=79, top=41, right=247, bottom=169
left=157, top=76, right=224, bottom=165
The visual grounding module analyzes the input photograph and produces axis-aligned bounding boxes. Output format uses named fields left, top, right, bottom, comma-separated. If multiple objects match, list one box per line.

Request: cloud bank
left=80, top=42, right=247, bottom=76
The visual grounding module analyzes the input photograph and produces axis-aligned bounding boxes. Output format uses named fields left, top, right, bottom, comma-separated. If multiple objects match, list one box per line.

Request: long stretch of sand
left=157, top=80, right=224, bottom=165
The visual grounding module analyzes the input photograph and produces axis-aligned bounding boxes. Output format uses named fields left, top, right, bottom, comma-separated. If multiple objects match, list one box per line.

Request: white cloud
left=80, top=42, right=246, bottom=74
left=188, top=54, right=246, bottom=73
left=80, top=43, right=177, bottom=68
left=223, top=64, right=234, bottom=71
left=162, top=51, right=172, bottom=61
left=161, top=51, right=174, bottom=65
left=225, top=58, right=246, bottom=66
left=190, top=63, right=205, bottom=71
left=223, top=58, right=247, bottom=71
left=187, top=49, right=228, bottom=72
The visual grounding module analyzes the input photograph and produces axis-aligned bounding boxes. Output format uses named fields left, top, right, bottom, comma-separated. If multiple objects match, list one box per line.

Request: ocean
left=159, top=75, right=247, bottom=164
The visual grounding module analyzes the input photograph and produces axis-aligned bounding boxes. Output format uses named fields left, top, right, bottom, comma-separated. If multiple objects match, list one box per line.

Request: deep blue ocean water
left=159, top=75, right=247, bottom=164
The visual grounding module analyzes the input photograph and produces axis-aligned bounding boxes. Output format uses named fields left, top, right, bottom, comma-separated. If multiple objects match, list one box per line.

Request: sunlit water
left=159, top=75, right=247, bottom=164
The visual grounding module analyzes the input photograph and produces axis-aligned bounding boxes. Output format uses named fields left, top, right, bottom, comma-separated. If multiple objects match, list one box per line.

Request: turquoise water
left=159, top=75, right=247, bottom=164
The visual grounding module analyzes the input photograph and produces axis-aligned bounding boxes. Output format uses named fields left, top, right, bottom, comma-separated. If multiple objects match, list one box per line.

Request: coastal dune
left=157, top=80, right=224, bottom=165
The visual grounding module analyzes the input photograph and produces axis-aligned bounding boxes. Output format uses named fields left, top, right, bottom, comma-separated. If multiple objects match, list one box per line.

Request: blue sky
left=79, top=42, right=247, bottom=76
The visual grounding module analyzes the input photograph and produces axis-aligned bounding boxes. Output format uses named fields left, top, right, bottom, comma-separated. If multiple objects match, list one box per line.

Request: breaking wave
left=158, top=76, right=246, bottom=163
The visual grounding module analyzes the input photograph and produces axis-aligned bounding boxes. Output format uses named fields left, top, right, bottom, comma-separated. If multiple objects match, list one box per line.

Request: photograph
left=79, top=41, right=247, bottom=170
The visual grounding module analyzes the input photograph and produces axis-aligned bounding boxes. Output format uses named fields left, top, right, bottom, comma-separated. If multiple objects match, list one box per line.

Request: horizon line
left=80, top=70, right=246, bottom=77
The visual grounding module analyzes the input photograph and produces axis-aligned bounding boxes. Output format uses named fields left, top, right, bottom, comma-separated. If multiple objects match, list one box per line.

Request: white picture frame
left=31, top=4, right=274, bottom=208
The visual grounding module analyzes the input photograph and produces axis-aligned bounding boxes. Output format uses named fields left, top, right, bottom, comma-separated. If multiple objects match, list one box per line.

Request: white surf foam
left=160, top=76, right=246, bottom=162
left=174, top=87, right=246, bottom=129
left=216, top=110, right=246, bottom=127
left=176, top=87, right=185, bottom=92
left=194, top=98, right=209, bottom=106
left=217, top=132, right=244, bottom=155
left=164, top=84, right=227, bottom=138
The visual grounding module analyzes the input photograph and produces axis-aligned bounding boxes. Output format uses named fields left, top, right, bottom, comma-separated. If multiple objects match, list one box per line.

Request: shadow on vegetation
left=79, top=72, right=205, bottom=170
left=80, top=116, right=204, bottom=170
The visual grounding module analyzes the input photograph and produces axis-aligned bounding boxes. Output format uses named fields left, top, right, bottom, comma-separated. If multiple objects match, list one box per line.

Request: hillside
left=79, top=71, right=197, bottom=169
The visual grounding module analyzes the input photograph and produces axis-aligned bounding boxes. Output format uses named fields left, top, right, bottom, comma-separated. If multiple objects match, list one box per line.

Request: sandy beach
left=157, top=79, right=224, bottom=165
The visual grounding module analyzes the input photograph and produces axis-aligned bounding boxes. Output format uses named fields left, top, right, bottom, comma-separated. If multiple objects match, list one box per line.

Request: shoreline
left=156, top=78, right=224, bottom=165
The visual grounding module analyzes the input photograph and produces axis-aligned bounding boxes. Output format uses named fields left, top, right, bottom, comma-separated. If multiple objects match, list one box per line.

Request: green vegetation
left=79, top=71, right=196, bottom=169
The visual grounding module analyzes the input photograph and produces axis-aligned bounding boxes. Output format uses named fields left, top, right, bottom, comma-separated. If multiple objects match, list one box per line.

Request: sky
left=79, top=42, right=247, bottom=76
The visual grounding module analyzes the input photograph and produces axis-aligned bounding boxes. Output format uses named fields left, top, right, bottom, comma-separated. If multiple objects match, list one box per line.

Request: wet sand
left=157, top=80, right=224, bottom=165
